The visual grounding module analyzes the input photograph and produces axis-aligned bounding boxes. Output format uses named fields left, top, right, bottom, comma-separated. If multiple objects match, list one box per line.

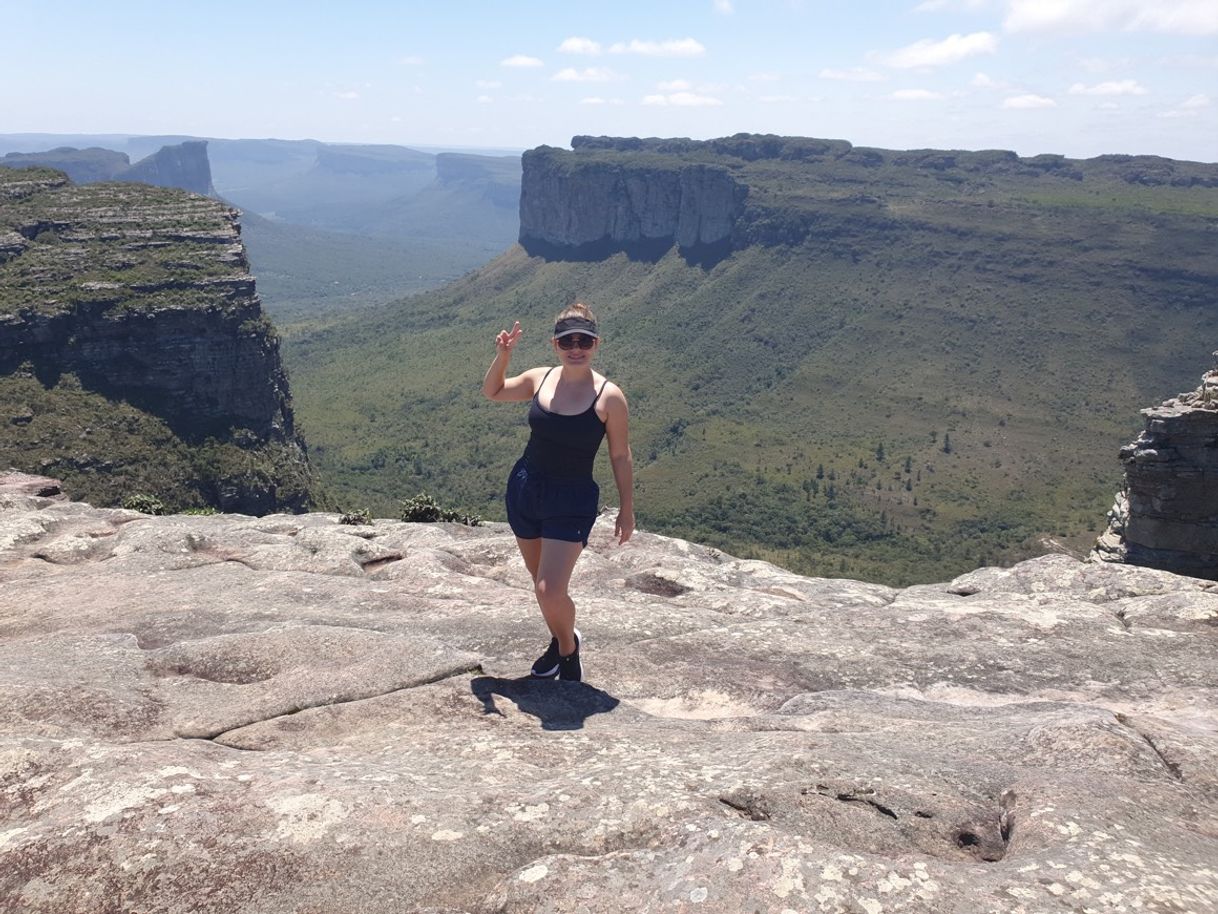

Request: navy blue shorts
left=505, top=459, right=600, bottom=546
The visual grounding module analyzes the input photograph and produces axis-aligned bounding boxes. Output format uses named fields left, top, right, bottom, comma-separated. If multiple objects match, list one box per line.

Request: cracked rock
left=2, top=477, right=1217, bottom=913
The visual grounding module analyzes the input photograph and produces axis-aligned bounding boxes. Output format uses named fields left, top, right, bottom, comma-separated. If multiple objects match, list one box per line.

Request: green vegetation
left=0, top=371, right=314, bottom=512
left=0, top=168, right=243, bottom=317
left=399, top=492, right=481, bottom=526
left=240, top=212, right=499, bottom=326
left=122, top=493, right=167, bottom=515
left=280, top=138, right=1217, bottom=585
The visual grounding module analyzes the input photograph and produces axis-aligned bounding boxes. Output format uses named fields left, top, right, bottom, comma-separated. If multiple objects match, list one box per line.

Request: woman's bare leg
left=515, top=536, right=543, bottom=584
left=534, top=538, right=584, bottom=655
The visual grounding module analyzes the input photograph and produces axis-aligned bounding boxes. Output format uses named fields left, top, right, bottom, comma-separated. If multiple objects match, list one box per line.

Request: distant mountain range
left=0, top=134, right=523, bottom=321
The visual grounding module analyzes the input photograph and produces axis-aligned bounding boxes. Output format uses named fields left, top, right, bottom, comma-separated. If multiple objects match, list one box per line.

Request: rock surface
left=1094, top=360, right=1218, bottom=579
left=3, top=473, right=1217, bottom=913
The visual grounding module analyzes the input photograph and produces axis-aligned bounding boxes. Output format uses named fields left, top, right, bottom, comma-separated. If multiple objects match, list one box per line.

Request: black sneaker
left=530, top=628, right=580, bottom=679
left=558, top=644, right=583, bottom=683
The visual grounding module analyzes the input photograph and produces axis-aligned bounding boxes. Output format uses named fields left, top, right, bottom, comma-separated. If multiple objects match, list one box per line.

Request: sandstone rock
left=1, top=478, right=1216, bottom=912
left=1093, top=360, right=1218, bottom=579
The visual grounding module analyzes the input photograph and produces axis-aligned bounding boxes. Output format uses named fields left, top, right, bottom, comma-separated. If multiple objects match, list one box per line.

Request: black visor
left=554, top=316, right=599, bottom=338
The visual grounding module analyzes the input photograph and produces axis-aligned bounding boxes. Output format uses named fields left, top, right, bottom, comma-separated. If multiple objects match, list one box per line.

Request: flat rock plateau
left=2, top=472, right=1216, bottom=914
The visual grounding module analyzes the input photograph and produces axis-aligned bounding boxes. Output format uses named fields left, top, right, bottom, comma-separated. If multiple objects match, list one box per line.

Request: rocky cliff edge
left=1094, top=357, right=1218, bottom=579
left=2, top=473, right=1216, bottom=913
left=0, top=168, right=314, bottom=513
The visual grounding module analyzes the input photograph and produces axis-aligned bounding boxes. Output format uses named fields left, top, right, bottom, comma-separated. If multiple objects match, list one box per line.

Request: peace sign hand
left=495, top=321, right=523, bottom=355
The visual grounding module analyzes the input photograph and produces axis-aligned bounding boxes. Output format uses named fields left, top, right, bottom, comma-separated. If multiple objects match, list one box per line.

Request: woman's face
left=553, top=333, right=599, bottom=367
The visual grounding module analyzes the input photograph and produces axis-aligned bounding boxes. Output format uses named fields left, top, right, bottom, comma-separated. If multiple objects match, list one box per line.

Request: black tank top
left=521, top=367, right=609, bottom=479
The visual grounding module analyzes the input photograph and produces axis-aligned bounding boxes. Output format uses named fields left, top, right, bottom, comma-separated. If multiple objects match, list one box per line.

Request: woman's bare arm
left=482, top=322, right=540, bottom=401
left=603, top=384, right=634, bottom=544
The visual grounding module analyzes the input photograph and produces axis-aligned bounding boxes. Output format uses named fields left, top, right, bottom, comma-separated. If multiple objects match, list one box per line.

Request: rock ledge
left=3, top=475, right=1217, bottom=913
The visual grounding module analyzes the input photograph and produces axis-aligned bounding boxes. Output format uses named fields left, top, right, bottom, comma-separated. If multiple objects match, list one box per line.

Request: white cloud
left=477, top=95, right=493, bottom=104
left=1068, top=79, right=1149, bottom=96
left=972, top=71, right=1009, bottom=88
left=642, top=91, right=723, bottom=106
left=1159, top=93, right=1213, bottom=117
left=1003, top=93, right=1057, bottom=108
left=657, top=79, right=692, bottom=92
left=819, top=66, right=884, bottom=82
left=475, top=80, right=502, bottom=90
left=501, top=55, right=544, bottom=68
left=398, top=55, right=424, bottom=66
left=553, top=67, right=621, bottom=83
left=558, top=37, right=602, bottom=55
left=714, top=0, right=734, bottom=12
left=610, top=38, right=706, bottom=57
left=883, top=32, right=998, bottom=68
left=1005, top=0, right=1218, bottom=35
left=333, top=90, right=360, bottom=100
left=889, top=88, right=945, bottom=100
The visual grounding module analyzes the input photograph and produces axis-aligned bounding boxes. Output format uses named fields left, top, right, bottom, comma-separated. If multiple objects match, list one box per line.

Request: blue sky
left=5, top=0, right=1216, bottom=160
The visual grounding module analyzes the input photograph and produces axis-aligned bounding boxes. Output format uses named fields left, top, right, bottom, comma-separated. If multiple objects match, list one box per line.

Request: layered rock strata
left=2, top=474, right=1216, bottom=913
left=519, top=147, right=747, bottom=260
left=1094, top=359, right=1218, bottom=578
left=0, top=168, right=312, bottom=513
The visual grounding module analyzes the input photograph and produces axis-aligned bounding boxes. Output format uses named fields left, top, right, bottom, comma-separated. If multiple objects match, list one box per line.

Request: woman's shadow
left=470, top=676, right=620, bottom=731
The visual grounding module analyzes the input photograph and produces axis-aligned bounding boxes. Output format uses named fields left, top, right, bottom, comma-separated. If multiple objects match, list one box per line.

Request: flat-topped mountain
left=2, top=140, right=215, bottom=196
left=286, top=134, right=1218, bottom=584
left=0, top=168, right=314, bottom=513
left=520, top=133, right=1218, bottom=263
left=1, top=473, right=1215, bottom=912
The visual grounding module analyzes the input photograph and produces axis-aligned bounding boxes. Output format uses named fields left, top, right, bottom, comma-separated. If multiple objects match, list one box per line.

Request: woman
left=482, top=302, right=634, bottom=683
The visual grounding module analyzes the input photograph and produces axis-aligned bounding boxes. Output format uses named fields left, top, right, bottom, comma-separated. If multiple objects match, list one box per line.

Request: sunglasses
left=556, top=334, right=597, bottom=350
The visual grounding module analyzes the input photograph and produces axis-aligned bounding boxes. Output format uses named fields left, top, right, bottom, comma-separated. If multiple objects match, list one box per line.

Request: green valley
left=282, top=137, right=1217, bottom=585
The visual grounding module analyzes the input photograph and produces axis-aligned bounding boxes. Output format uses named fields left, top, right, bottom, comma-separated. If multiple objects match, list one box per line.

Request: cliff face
left=1093, top=360, right=1218, bottom=579
left=518, top=146, right=747, bottom=260
left=1, top=140, right=214, bottom=196
left=0, top=167, right=314, bottom=513
left=518, top=133, right=1218, bottom=263
left=122, top=139, right=215, bottom=195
